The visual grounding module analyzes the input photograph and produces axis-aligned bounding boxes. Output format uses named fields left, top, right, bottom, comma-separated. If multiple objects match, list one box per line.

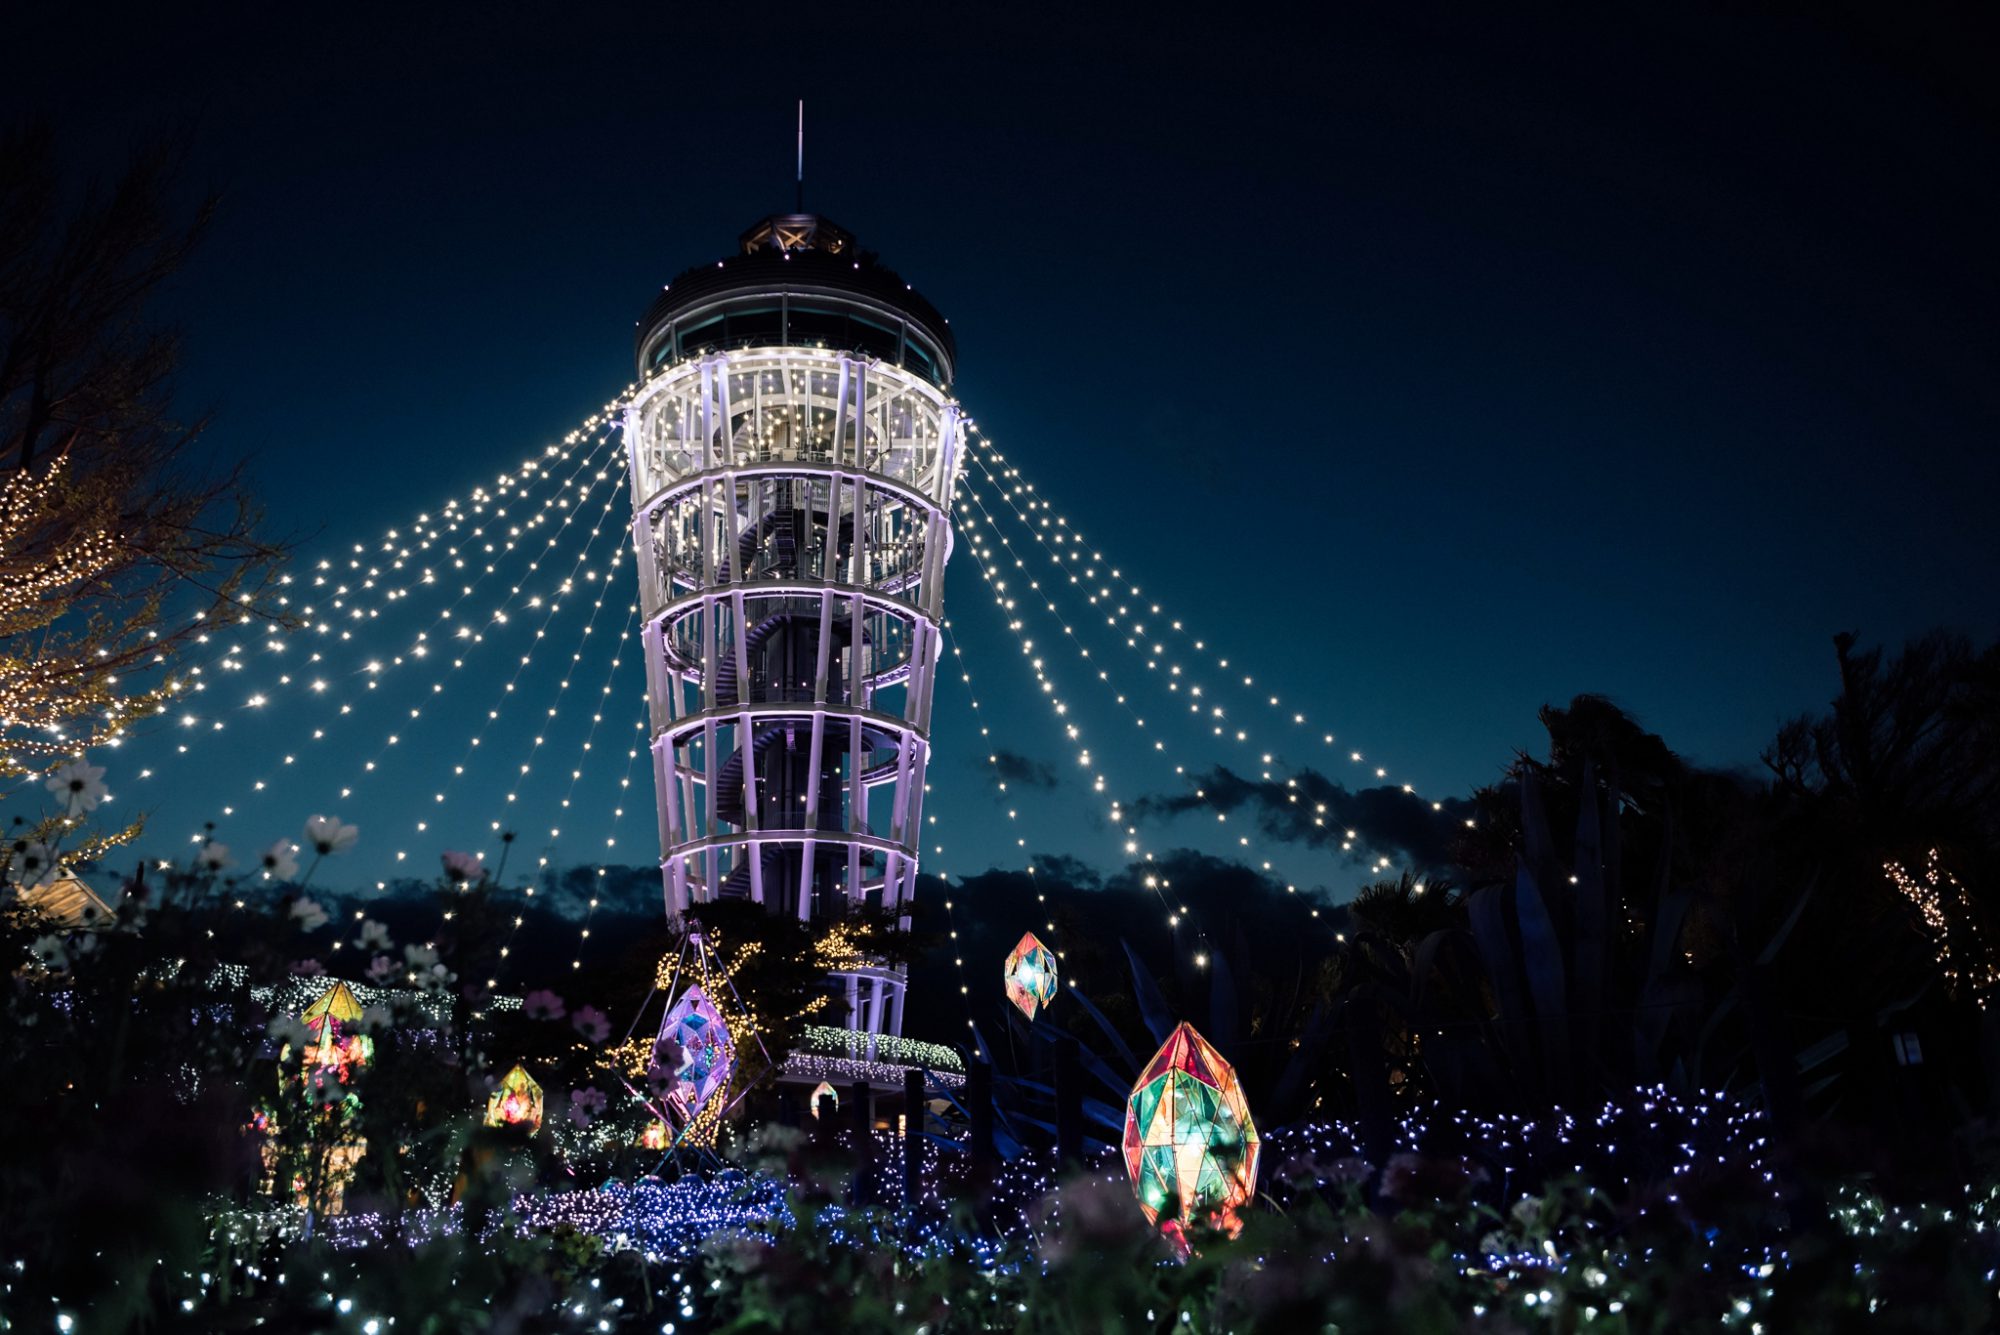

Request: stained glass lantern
left=1123, top=1022, right=1260, bottom=1235
left=653, top=983, right=734, bottom=1129
left=485, top=1064, right=544, bottom=1130
left=301, top=980, right=372, bottom=1076
left=1004, top=931, right=1059, bottom=1020
left=639, top=1121, right=668, bottom=1150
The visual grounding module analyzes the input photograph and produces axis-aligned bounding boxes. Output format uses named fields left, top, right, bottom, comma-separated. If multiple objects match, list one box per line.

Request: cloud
left=1127, top=765, right=1474, bottom=869
left=990, top=748, right=1061, bottom=790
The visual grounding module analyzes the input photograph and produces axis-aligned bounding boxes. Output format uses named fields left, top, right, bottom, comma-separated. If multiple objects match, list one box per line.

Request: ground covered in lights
left=120, top=1088, right=2000, bottom=1333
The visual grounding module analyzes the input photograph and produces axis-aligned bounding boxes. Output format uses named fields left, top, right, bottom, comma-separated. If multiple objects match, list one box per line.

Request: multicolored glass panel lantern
left=485, top=1063, right=544, bottom=1130
left=653, top=983, right=734, bottom=1129
left=1003, top=931, right=1059, bottom=1020
left=301, top=980, right=372, bottom=1076
left=1123, top=1022, right=1259, bottom=1234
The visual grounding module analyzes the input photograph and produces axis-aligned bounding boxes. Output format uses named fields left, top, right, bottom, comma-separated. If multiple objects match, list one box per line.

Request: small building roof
left=17, top=872, right=116, bottom=929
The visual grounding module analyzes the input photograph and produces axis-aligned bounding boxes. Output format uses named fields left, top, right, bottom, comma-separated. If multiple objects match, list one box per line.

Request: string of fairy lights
left=409, top=471, right=632, bottom=848
left=950, top=484, right=1194, bottom=939
left=123, top=410, right=624, bottom=772
left=74, top=396, right=632, bottom=939
left=945, top=501, right=1361, bottom=1041
left=561, top=686, right=651, bottom=973
left=83, top=373, right=1430, bottom=1019
left=962, top=425, right=1471, bottom=838
left=133, top=424, right=620, bottom=815
left=1885, top=849, right=1997, bottom=1009
left=931, top=616, right=1031, bottom=1041
left=177, top=431, right=632, bottom=863
left=955, top=484, right=1348, bottom=969
left=484, top=596, right=645, bottom=987
left=418, top=505, right=631, bottom=976
left=954, top=471, right=1392, bottom=902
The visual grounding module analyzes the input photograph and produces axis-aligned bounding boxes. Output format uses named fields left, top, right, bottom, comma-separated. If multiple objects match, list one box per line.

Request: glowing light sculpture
left=1123, top=1022, right=1260, bottom=1235
left=300, top=980, right=371, bottom=1075
left=624, top=212, right=964, bottom=1051
left=808, top=1080, right=838, bottom=1118
left=654, top=982, right=735, bottom=1128
left=1003, top=931, right=1058, bottom=1020
left=486, top=1064, right=544, bottom=1130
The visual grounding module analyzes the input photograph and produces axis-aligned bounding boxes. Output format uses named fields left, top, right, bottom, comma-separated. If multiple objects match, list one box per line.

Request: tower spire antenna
left=795, top=99, right=805, bottom=213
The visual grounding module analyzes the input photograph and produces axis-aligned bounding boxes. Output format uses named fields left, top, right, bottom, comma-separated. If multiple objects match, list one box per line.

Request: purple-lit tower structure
left=622, top=213, right=961, bottom=1043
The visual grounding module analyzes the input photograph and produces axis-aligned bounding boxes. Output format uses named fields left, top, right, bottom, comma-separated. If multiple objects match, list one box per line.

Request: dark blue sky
left=9, top=5, right=1998, bottom=904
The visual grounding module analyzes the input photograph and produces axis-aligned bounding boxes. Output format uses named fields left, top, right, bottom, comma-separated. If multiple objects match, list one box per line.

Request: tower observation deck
left=622, top=213, right=963, bottom=1041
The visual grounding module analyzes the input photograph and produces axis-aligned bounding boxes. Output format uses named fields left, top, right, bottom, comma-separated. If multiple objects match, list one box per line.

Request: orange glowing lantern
left=301, top=980, right=372, bottom=1076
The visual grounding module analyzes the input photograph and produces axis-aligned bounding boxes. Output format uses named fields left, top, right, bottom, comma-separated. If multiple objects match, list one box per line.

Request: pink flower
left=366, top=954, right=398, bottom=983
left=440, top=849, right=484, bottom=884
left=288, top=959, right=325, bottom=977
left=572, top=1005, right=610, bottom=1044
left=523, top=989, right=566, bottom=1021
left=567, top=1086, right=609, bottom=1128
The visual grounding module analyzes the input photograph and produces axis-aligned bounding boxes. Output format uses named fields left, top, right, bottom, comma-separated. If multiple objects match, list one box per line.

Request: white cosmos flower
left=260, top=839, right=300, bottom=881
left=12, top=841, right=58, bottom=889
left=290, top=896, right=329, bottom=932
left=303, top=815, right=359, bottom=856
left=29, top=934, right=69, bottom=973
left=266, top=1014, right=310, bottom=1050
left=197, top=841, right=233, bottom=871
left=355, top=919, right=392, bottom=951
left=45, top=760, right=107, bottom=815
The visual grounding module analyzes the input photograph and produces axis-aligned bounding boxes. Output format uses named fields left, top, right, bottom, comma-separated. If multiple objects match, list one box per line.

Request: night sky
left=7, top=6, right=1998, bottom=909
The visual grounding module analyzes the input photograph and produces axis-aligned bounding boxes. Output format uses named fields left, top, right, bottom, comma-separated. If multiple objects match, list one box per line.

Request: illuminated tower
left=623, top=213, right=961, bottom=1041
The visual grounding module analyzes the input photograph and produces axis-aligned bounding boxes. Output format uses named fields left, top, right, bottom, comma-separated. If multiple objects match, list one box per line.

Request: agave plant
left=1332, top=697, right=1853, bottom=1139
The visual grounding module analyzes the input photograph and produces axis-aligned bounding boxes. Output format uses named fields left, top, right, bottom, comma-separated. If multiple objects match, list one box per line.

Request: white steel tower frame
left=624, top=347, right=961, bottom=1038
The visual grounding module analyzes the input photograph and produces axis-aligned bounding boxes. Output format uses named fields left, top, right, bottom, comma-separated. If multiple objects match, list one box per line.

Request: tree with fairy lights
left=0, top=124, right=290, bottom=791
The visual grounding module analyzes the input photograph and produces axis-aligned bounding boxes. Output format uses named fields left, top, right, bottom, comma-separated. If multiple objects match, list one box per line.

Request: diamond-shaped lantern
left=1004, top=931, right=1059, bottom=1020
left=485, top=1063, right=544, bottom=1130
left=653, top=983, right=734, bottom=1128
left=1123, top=1022, right=1259, bottom=1234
